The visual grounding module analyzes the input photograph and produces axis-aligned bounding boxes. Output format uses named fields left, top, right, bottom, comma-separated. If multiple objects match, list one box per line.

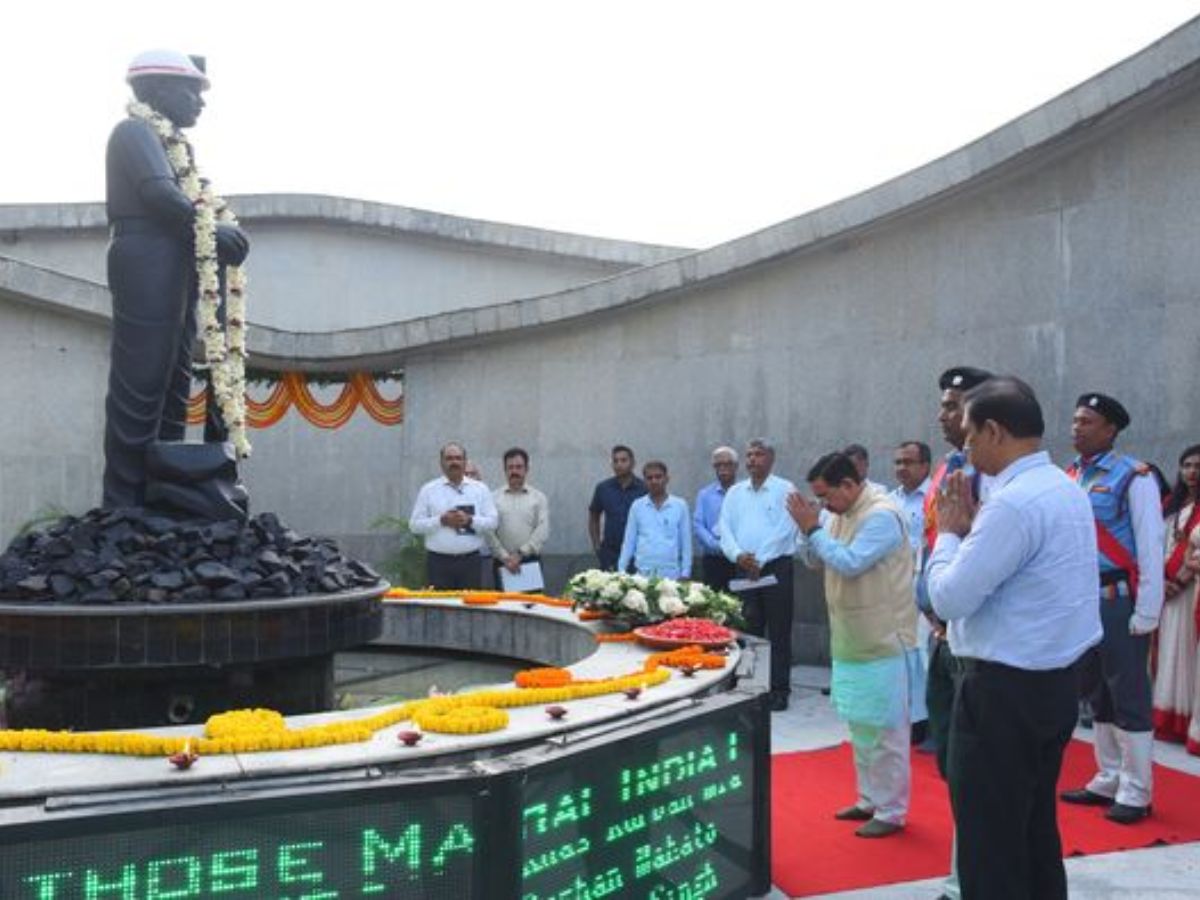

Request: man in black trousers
left=928, top=377, right=1101, bottom=900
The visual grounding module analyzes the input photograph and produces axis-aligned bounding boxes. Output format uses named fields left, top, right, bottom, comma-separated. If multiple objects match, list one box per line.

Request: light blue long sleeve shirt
left=798, top=509, right=905, bottom=576
left=719, top=474, right=798, bottom=566
left=618, top=494, right=692, bottom=579
left=888, top=479, right=929, bottom=557
left=693, top=480, right=728, bottom=556
left=927, top=451, right=1102, bottom=669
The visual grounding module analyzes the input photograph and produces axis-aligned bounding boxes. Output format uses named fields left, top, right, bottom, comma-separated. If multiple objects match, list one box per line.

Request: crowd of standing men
left=407, top=364, right=1200, bottom=900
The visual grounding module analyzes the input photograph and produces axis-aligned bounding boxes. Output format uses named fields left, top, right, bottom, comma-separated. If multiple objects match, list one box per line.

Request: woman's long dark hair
left=1163, top=443, right=1200, bottom=518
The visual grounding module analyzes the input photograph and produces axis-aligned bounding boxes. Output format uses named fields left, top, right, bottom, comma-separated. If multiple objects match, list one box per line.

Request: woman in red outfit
left=1151, top=445, right=1200, bottom=743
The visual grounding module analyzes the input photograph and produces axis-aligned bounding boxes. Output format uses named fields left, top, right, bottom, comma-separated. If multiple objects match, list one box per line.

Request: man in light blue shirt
left=719, top=438, right=799, bottom=711
left=618, top=461, right=692, bottom=580
left=694, top=445, right=739, bottom=591
left=927, top=376, right=1101, bottom=900
left=889, top=441, right=932, bottom=558
left=889, top=440, right=933, bottom=746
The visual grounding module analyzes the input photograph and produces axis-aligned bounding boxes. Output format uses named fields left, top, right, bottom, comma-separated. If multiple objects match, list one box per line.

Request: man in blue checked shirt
left=618, top=461, right=692, bottom=580
left=694, top=445, right=740, bottom=592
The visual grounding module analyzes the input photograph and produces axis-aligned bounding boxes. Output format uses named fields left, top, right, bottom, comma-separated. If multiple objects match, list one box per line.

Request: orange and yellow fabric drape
left=187, top=372, right=403, bottom=429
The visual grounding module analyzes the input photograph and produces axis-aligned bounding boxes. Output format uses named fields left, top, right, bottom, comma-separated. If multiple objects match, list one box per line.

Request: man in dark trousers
left=588, top=445, right=646, bottom=571
left=919, top=365, right=992, bottom=900
left=929, top=376, right=1101, bottom=900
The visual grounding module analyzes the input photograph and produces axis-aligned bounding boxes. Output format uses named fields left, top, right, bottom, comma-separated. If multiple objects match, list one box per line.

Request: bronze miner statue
left=104, top=49, right=251, bottom=521
left=0, top=51, right=385, bottom=728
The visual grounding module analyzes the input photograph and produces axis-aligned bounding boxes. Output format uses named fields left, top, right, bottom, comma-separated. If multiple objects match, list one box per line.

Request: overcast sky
left=3, top=2, right=1198, bottom=247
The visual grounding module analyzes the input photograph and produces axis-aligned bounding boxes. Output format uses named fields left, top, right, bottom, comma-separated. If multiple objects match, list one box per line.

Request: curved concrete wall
left=0, top=195, right=688, bottom=333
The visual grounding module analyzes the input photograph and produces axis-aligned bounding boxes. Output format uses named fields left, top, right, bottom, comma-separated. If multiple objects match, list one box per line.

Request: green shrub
left=371, top=515, right=427, bottom=588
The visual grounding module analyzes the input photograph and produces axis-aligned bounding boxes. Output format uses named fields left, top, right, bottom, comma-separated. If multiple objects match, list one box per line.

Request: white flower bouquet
left=564, top=569, right=742, bottom=627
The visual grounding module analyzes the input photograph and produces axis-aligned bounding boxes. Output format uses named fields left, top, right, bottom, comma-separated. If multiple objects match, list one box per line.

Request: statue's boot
left=144, top=440, right=249, bottom=522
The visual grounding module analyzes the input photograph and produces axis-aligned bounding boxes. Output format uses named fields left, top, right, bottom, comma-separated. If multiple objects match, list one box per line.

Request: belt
left=958, top=656, right=1076, bottom=676
left=427, top=550, right=480, bottom=560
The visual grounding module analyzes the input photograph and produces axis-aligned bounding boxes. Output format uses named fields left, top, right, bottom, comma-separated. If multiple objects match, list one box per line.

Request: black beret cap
left=938, top=366, right=993, bottom=392
left=1076, top=393, right=1130, bottom=431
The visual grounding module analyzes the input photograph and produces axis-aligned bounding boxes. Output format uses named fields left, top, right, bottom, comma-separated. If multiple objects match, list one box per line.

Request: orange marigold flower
left=515, top=667, right=574, bottom=688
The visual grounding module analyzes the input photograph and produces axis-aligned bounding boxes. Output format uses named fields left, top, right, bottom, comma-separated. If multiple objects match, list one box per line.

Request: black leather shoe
left=1105, top=802, right=1151, bottom=824
left=833, top=804, right=873, bottom=821
left=1059, top=788, right=1114, bottom=806
left=855, top=819, right=903, bottom=838
left=768, top=692, right=790, bottom=712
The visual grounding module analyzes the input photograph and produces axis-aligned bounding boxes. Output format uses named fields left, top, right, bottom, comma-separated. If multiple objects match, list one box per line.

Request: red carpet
left=771, top=739, right=1200, bottom=897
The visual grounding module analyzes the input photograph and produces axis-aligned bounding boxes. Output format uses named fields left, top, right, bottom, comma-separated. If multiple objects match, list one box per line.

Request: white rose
left=660, top=594, right=686, bottom=616
left=631, top=575, right=650, bottom=590
left=602, top=581, right=624, bottom=600
left=687, top=586, right=707, bottom=606
left=623, top=589, right=648, bottom=613
left=659, top=579, right=679, bottom=597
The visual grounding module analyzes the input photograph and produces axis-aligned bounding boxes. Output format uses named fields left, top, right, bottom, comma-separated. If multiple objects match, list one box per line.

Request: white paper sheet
left=498, top=561, right=545, bottom=593
left=728, top=574, right=779, bottom=592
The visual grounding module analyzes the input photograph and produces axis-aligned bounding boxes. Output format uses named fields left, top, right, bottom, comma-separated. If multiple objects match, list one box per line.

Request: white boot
left=1113, top=728, right=1153, bottom=808
left=1085, top=722, right=1121, bottom=799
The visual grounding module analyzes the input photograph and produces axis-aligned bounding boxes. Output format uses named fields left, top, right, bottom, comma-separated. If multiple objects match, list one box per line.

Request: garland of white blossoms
left=564, top=569, right=743, bottom=626
left=128, top=100, right=251, bottom=458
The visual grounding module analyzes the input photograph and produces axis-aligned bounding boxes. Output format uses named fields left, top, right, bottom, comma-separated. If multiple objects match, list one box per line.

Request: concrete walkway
left=764, top=666, right=1200, bottom=899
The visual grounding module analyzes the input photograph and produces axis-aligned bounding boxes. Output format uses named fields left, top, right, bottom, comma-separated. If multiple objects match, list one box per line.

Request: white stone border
left=0, top=596, right=750, bottom=803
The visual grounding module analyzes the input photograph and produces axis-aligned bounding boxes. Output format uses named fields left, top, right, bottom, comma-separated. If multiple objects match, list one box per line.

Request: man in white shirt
left=928, top=376, right=1101, bottom=900
left=719, top=438, right=799, bottom=711
left=409, top=442, right=499, bottom=590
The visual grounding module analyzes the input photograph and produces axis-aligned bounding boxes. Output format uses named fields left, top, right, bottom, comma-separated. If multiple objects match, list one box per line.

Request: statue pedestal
left=0, top=586, right=384, bottom=729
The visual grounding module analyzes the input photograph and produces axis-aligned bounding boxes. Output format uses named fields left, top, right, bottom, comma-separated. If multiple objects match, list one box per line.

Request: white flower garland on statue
left=127, top=100, right=251, bottom=458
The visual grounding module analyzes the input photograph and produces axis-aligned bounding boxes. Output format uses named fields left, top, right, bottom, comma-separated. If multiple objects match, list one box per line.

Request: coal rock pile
left=0, top=508, right=382, bottom=603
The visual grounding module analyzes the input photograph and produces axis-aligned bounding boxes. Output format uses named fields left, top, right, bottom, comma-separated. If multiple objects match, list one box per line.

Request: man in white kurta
left=790, top=451, right=918, bottom=838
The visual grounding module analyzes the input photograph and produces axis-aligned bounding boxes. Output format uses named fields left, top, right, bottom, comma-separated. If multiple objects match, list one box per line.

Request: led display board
left=0, top=692, right=767, bottom=899
left=516, top=696, right=766, bottom=900
left=0, top=776, right=485, bottom=899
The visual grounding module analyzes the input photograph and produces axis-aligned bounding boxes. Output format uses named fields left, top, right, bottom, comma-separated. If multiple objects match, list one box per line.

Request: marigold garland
left=0, top=663, right=688, bottom=756
left=385, top=589, right=572, bottom=608
left=644, top=645, right=729, bottom=671
left=514, top=667, right=574, bottom=688
left=412, top=703, right=509, bottom=735
left=595, top=633, right=638, bottom=644
left=188, top=372, right=404, bottom=429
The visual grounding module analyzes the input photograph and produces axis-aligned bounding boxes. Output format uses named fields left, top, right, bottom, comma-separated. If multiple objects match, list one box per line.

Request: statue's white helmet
left=126, top=50, right=209, bottom=90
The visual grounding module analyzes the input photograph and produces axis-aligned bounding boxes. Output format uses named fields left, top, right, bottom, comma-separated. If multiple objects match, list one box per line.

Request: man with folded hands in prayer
left=928, top=376, right=1101, bottom=900
left=790, top=451, right=919, bottom=839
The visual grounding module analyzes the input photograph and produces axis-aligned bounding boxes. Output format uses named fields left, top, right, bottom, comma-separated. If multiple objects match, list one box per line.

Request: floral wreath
left=128, top=100, right=251, bottom=458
